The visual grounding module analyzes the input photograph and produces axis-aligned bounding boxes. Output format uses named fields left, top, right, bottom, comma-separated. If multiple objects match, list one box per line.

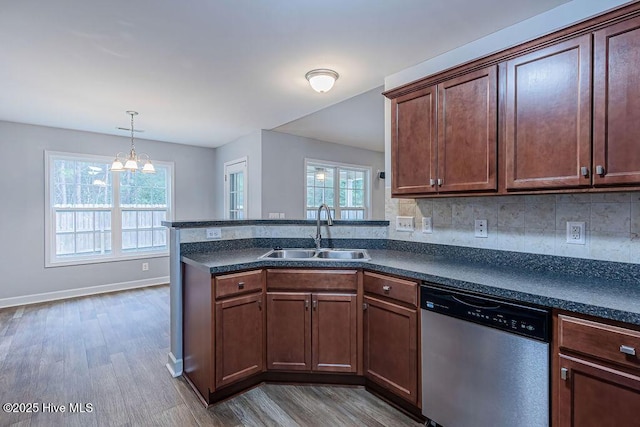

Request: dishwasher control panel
left=420, top=284, right=549, bottom=341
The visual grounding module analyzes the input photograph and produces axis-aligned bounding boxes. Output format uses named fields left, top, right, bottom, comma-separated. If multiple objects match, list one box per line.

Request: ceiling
left=0, top=0, right=569, bottom=150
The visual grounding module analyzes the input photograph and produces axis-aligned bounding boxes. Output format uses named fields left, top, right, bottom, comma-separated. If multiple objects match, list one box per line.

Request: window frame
left=224, top=157, right=248, bottom=220
left=303, top=158, right=372, bottom=220
left=44, top=150, right=175, bottom=267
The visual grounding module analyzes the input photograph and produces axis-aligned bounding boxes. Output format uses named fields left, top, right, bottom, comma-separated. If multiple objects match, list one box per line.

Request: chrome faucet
left=314, top=203, right=333, bottom=250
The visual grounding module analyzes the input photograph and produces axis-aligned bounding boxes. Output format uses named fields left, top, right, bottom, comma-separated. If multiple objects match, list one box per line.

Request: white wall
left=213, top=130, right=262, bottom=219
left=261, top=130, right=385, bottom=219
left=0, top=121, right=216, bottom=303
left=382, top=0, right=638, bottom=263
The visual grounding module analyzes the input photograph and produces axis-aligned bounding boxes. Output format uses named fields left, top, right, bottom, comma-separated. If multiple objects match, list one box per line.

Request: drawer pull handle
left=237, top=281, right=245, bottom=289
left=382, top=285, right=391, bottom=293
left=620, top=345, right=636, bottom=356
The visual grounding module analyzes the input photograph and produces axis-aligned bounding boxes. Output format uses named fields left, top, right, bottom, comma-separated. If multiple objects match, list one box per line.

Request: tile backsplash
left=386, top=189, right=640, bottom=264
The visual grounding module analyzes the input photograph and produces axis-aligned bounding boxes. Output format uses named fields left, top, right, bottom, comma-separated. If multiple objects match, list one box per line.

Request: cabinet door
left=391, top=86, right=438, bottom=195
left=266, top=292, right=311, bottom=371
left=558, top=354, right=640, bottom=427
left=214, top=292, right=264, bottom=388
left=593, top=16, right=640, bottom=186
left=312, top=293, right=358, bottom=373
left=505, top=35, right=592, bottom=190
left=437, top=66, right=497, bottom=193
left=363, top=296, right=418, bottom=404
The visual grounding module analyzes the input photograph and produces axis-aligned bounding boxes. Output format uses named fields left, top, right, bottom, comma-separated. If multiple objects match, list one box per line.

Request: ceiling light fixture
left=110, top=111, right=155, bottom=174
left=305, top=69, right=339, bottom=93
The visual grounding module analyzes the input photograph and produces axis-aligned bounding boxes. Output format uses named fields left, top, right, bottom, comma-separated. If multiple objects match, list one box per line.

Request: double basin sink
left=259, top=248, right=370, bottom=261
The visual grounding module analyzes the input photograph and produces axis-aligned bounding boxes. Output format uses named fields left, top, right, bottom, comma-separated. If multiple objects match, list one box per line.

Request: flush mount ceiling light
left=305, top=69, right=339, bottom=93
left=110, top=111, right=155, bottom=174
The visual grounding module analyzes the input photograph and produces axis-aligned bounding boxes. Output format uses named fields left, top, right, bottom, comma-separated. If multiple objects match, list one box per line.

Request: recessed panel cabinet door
left=593, top=16, right=640, bottom=186
left=215, top=292, right=264, bottom=388
left=558, top=355, right=640, bottom=426
left=505, top=35, right=592, bottom=190
left=391, top=86, right=437, bottom=195
left=437, top=66, right=497, bottom=193
left=312, top=293, right=357, bottom=373
left=364, top=296, right=418, bottom=404
left=266, top=292, right=312, bottom=371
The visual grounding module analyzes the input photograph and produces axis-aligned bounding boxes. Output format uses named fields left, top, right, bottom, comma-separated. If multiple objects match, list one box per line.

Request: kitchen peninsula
left=164, top=219, right=640, bottom=422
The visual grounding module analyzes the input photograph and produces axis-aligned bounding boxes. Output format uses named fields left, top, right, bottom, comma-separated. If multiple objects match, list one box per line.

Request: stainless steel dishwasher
left=420, top=284, right=550, bottom=427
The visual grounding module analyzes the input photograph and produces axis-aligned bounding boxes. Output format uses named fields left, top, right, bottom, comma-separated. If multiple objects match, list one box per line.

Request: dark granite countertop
left=182, top=248, right=640, bottom=326
left=163, top=219, right=389, bottom=228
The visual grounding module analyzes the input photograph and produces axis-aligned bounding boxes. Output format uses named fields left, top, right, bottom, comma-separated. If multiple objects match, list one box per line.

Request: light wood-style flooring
left=0, top=285, right=421, bottom=426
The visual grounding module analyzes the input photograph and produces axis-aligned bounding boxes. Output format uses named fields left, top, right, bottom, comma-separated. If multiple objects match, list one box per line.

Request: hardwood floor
left=0, top=286, right=421, bottom=426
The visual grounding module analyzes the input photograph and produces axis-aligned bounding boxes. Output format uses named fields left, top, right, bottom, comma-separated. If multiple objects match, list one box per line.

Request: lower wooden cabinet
left=557, top=354, right=640, bottom=426
left=215, top=292, right=264, bottom=388
left=266, top=291, right=358, bottom=373
left=363, top=295, right=418, bottom=405
left=363, top=271, right=419, bottom=406
left=555, top=313, right=640, bottom=426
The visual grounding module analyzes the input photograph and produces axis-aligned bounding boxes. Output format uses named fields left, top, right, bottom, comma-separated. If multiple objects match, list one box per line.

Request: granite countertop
left=182, top=248, right=640, bottom=326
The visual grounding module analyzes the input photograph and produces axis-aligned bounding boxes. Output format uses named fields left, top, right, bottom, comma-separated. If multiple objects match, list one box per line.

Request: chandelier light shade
left=305, top=69, right=339, bottom=93
left=110, top=111, right=155, bottom=174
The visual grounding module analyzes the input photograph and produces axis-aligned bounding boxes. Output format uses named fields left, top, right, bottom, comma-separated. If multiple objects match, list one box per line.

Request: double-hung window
left=305, top=159, right=370, bottom=220
left=45, top=151, right=173, bottom=266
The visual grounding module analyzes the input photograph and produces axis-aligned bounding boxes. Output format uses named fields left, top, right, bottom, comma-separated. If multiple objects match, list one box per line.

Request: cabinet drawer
left=215, top=270, right=263, bottom=299
left=363, top=272, right=417, bottom=306
left=558, top=314, right=640, bottom=370
left=266, top=269, right=357, bottom=291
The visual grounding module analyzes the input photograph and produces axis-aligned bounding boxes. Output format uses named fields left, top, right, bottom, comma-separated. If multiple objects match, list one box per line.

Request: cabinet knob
left=596, top=165, right=606, bottom=176
left=620, top=345, right=636, bottom=356
left=580, top=166, right=589, bottom=177
left=237, top=281, right=245, bottom=289
left=305, top=300, right=309, bottom=309
left=257, top=299, right=262, bottom=310
left=382, top=285, right=391, bottom=293
left=430, top=179, right=435, bottom=187
left=560, top=367, right=569, bottom=381
left=313, top=300, right=318, bottom=310
left=437, top=179, right=443, bottom=187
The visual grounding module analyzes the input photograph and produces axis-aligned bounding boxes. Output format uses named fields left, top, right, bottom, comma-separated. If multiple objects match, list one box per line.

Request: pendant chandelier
left=110, top=111, right=155, bottom=173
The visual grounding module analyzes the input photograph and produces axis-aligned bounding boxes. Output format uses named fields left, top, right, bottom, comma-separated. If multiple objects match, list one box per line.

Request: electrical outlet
left=142, top=262, right=149, bottom=271
left=268, top=213, right=279, bottom=219
left=566, top=221, right=586, bottom=244
left=396, top=216, right=415, bottom=231
left=205, top=228, right=222, bottom=239
left=422, top=217, right=433, bottom=234
left=474, top=219, right=488, bottom=238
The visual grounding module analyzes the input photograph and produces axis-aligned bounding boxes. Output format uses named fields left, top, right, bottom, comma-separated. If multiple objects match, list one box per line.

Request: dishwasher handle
left=452, top=295, right=501, bottom=310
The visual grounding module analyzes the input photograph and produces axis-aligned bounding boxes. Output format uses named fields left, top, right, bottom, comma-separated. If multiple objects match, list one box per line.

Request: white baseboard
left=0, top=276, right=169, bottom=309
left=166, top=352, right=183, bottom=377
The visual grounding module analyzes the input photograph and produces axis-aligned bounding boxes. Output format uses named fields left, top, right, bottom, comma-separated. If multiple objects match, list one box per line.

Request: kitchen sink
left=259, top=248, right=370, bottom=261
left=315, top=250, right=368, bottom=260
left=261, top=249, right=316, bottom=259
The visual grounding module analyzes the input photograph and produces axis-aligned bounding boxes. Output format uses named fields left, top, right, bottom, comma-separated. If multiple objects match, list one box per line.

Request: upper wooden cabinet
left=593, top=15, right=640, bottom=186
left=386, top=3, right=640, bottom=197
left=391, top=86, right=437, bottom=195
left=389, top=66, right=497, bottom=196
left=504, top=35, right=592, bottom=190
left=437, top=66, right=497, bottom=193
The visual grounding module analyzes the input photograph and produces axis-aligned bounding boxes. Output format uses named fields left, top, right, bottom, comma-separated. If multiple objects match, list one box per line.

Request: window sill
left=45, top=251, right=169, bottom=268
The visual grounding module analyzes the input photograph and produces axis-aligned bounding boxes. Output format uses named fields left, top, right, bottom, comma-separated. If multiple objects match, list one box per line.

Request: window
left=224, top=157, right=247, bottom=219
left=305, top=159, right=370, bottom=220
left=45, top=151, right=173, bottom=266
